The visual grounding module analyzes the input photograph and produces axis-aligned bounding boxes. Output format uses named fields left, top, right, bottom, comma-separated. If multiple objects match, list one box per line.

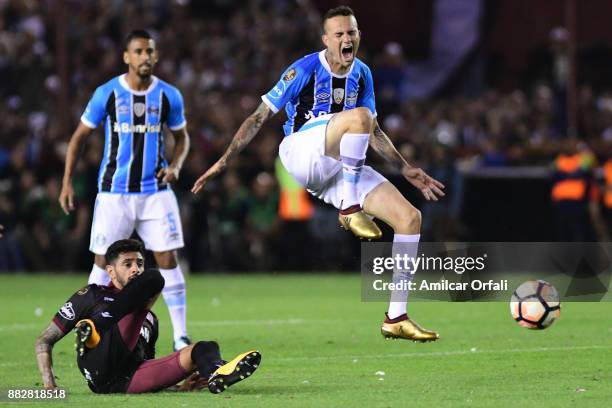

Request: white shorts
left=278, top=114, right=387, bottom=210
left=89, top=189, right=184, bottom=254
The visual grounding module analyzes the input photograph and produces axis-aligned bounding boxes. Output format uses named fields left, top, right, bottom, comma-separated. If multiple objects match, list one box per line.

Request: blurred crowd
left=1, top=0, right=612, bottom=272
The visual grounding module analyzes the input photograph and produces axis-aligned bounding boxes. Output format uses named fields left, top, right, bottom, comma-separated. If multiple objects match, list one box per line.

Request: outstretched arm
left=191, top=102, right=273, bottom=193
left=35, top=323, right=66, bottom=390
left=59, top=123, right=94, bottom=214
left=369, top=119, right=445, bottom=201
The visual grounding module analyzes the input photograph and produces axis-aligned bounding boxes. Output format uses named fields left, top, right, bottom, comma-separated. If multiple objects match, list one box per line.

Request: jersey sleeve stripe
left=81, top=116, right=97, bottom=129
left=168, top=120, right=187, bottom=131
left=52, top=316, right=69, bottom=334
left=261, top=95, right=279, bottom=113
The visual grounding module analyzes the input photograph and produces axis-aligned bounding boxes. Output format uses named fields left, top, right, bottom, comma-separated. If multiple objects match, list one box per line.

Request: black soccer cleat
left=74, top=319, right=100, bottom=357
left=208, top=350, right=261, bottom=394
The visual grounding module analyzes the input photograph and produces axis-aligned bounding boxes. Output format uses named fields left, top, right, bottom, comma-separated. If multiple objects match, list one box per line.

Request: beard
left=137, top=64, right=153, bottom=78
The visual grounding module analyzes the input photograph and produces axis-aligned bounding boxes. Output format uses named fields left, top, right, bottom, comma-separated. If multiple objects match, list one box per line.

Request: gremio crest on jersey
left=134, top=102, right=146, bottom=117
left=333, top=88, right=345, bottom=104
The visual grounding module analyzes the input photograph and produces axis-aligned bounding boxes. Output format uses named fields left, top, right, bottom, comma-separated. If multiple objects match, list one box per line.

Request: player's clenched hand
left=58, top=183, right=75, bottom=214
left=157, top=166, right=180, bottom=184
left=191, top=161, right=225, bottom=194
left=401, top=166, right=445, bottom=201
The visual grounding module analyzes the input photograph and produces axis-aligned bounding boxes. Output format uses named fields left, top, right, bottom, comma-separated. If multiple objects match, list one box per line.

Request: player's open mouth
left=341, top=45, right=354, bottom=60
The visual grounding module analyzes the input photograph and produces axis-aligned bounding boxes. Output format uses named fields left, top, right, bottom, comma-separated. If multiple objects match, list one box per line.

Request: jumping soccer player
left=59, top=29, right=191, bottom=350
left=191, top=6, right=443, bottom=341
left=35, top=239, right=261, bottom=394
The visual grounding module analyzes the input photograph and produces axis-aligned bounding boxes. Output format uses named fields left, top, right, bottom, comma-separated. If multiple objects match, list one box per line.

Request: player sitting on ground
left=191, top=6, right=443, bottom=342
left=35, top=239, right=261, bottom=394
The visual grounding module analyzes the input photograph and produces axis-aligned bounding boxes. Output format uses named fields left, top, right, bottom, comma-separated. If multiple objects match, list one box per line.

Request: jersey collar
left=318, top=50, right=355, bottom=79
left=119, top=74, right=159, bottom=95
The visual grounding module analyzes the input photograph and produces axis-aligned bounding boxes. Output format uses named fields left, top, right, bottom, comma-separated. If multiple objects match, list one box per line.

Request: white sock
left=387, top=234, right=420, bottom=319
left=160, top=266, right=188, bottom=340
left=88, top=264, right=111, bottom=286
left=340, top=133, right=369, bottom=209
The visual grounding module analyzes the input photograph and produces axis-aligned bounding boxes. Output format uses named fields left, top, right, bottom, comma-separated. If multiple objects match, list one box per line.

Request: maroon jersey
left=51, top=284, right=157, bottom=393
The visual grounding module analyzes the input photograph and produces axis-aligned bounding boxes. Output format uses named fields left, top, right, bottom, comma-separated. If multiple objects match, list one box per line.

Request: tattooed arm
left=191, top=102, right=273, bottom=193
left=369, top=118, right=446, bottom=201
left=369, top=119, right=411, bottom=170
left=35, top=323, right=65, bottom=389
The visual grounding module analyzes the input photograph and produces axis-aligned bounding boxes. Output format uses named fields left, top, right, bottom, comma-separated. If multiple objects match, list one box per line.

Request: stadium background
left=2, top=0, right=612, bottom=273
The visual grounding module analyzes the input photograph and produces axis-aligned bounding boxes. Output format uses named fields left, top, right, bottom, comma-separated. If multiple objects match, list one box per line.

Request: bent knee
left=393, top=206, right=422, bottom=234
left=349, top=107, right=373, bottom=132
left=153, top=251, right=177, bottom=269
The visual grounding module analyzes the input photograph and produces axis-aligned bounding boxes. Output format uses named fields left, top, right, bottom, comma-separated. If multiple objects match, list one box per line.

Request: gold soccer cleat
left=381, top=314, right=439, bottom=342
left=339, top=205, right=382, bottom=240
left=208, top=350, right=261, bottom=394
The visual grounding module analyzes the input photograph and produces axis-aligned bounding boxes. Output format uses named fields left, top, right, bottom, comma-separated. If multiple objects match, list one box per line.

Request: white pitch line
left=0, top=323, right=38, bottom=332
left=189, top=318, right=306, bottom=327
left=272, top=344, right=612, bottom=362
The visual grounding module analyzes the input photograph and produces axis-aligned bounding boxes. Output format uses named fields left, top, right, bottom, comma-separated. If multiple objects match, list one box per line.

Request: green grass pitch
left=0, top=274, right=610, bottom=407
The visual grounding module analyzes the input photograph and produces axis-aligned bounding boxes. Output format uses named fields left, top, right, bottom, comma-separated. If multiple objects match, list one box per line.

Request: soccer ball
left=510, top=280, right=561, bottom=330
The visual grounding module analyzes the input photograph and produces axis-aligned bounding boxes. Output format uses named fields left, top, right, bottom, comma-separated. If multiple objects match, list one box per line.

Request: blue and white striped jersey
left=261, top=50, right=377, bottom=136
left=81, top=74, right=186, bottom=194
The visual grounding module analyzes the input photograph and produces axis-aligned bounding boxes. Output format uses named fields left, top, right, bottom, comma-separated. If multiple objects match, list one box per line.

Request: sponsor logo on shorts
left=83, top=368, right=94, bottom=385
left=59, top=302, right=75, bottom=320
left=140, top=326, right=150, bottom=343
left=94, top=234, right=107, bottom=248
left=283, top=68, right=297, bottom=82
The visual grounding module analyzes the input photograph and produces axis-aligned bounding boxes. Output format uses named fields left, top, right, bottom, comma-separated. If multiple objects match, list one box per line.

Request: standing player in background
left=59, top=30, right=192, bottom=350
left=192, top=6, right=444, bottom=341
